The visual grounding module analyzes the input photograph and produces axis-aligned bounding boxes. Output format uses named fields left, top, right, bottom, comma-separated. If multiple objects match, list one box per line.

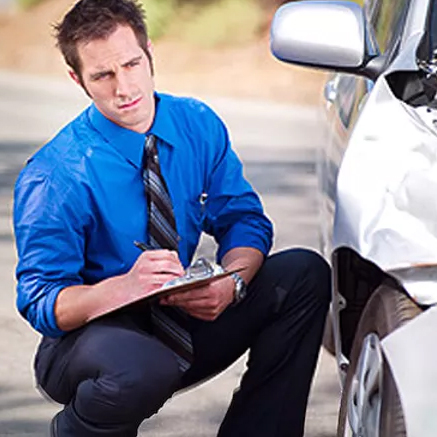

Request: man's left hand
left=159, top=277, right=234, bottom=321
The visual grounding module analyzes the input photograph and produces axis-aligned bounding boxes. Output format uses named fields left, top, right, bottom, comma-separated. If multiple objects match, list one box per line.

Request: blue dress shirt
left=13, top=93, right=273, bottom=337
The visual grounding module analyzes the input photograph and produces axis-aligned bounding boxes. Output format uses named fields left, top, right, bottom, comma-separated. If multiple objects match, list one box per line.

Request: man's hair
left=54, top=0, right=153, bottom=80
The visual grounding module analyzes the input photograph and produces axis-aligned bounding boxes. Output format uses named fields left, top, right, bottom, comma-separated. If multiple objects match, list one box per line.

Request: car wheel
left=337, top=284, right=422, bottom=437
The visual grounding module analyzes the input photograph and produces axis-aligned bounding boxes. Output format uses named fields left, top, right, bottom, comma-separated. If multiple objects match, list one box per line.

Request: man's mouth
left=118, top=96, right=142, bottom=110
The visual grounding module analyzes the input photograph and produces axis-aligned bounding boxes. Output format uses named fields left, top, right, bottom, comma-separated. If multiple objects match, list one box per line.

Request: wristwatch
left=230, top=272, right=247, bottom=305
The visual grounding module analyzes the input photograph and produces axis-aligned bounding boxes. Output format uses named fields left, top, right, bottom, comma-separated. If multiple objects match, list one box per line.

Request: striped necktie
left=143, top=134, right=193, bottom=371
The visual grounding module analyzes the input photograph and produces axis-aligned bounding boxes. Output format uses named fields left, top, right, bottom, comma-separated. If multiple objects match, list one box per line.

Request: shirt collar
left=149, top=93, right=181, bottom=149
left=88, top=92, right=180, bottom=169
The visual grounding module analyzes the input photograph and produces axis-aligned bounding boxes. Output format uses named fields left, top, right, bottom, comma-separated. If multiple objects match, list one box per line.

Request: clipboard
left=143, top=266, right=245, bottom=302
left=90, top=266, right=245, bottom=321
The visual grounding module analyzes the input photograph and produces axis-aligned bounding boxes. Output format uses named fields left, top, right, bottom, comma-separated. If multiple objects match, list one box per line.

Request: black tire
left=337, top=284, right=422, bottom=437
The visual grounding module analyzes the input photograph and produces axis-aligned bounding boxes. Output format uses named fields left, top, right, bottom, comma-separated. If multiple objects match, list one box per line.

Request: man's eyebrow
left=122, top=55, right=142, bottom=67
left=89, top=69, right=113, bottom=80
left=88, top=55, right=143, bottom=80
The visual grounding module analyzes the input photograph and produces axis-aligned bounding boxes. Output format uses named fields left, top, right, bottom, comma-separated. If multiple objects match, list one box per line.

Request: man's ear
left=69, top=70, right=92, bottom=98
left=147, top=39, right=154, bottom=56
left=69, top=70, right=81, bottom=86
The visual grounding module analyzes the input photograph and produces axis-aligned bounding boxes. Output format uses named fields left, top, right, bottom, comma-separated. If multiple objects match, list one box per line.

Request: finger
left=144, top=273, right=183, bottom=289
left=159, top=292, right=191, bottom=305
left=167, top=293, right=209, bottom=307
left=138, top=257, right=184, bottom=276
left=169, top=250, right=180, bottom=262
left=159, top=296, right=170, bottom=305
left=158, top=295, right=191, bottom=308
left=140, top=249, right=182, bottom=264
left=154, top=259, right=185, bottom=275
left=139, top=249, right=169, bottom=259
left=176, top=298, right=219, bottom=312
left=167, top=286, right=213, bottom=304
left=144, top=249, right=180, bottom=260
left=183, top=307, right=222, bottom=321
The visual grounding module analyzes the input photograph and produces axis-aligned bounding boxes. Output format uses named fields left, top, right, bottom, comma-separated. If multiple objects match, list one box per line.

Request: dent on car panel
left=333, top=68, right=437, bottom=305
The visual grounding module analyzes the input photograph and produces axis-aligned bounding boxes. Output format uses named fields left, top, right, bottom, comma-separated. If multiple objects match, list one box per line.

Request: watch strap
left=230, top=272, right=247, bottom=305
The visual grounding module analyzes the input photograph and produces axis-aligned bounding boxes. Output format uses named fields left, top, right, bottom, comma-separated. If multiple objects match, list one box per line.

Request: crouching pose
left=13, top=1, right=331, bottom=435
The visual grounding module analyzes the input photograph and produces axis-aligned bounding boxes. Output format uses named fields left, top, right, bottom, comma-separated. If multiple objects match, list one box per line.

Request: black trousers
left=35, top=248, right=331, bottom=437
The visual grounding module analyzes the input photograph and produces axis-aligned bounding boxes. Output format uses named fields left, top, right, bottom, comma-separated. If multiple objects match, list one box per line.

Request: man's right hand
left=124, top=249, right=185, bottom=301
left=54, top=249, right=184, bottom=332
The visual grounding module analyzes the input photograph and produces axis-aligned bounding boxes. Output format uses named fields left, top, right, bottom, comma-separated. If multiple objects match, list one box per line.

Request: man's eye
left=93, top=73, right=110, bottom=81
left=127, top=60, right=140, bottom=68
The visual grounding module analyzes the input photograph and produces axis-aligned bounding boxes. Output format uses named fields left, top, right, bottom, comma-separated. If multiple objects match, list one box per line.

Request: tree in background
left=12, top=0, right=291, bottom=45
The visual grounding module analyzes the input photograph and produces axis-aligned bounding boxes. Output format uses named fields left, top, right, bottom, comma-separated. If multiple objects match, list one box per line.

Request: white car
left=271, top=1, right=437, bottom=436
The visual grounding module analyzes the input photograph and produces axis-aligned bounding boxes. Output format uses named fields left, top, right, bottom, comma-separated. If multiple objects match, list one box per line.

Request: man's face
left=74, top=25, right=155, bottom=133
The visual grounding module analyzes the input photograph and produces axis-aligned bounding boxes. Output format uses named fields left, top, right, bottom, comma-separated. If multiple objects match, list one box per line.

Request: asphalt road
left=0, top=70, right=340, bottom=436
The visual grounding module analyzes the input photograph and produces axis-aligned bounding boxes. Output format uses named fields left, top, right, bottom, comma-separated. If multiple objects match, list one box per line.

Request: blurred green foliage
left=258, top=0, right=363, bottom=7
left=19, top=0, right=366, bottom=46
left=18, top=0, right=44, bottom=7
left=140, top=0, right=177, bottom=40
left=172, top=0, right=263, bottom=47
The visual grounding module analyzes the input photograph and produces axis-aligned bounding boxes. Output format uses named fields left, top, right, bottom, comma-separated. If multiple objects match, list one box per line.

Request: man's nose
left=115, top=72, right=131, bottom=97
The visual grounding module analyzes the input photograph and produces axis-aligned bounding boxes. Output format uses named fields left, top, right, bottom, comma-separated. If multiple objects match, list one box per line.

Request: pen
left=133, top=240, right=154, bottom=251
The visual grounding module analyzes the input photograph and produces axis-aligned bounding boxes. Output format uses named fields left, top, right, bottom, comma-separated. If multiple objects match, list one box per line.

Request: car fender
left=333, top=51, right=437, bottom=305
left=382, top=304, right=437, bottom=436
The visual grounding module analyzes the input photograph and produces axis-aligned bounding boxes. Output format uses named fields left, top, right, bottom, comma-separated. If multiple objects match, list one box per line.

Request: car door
left=318, top=0, right=412, bottom=261
left=319, top=73, right=368, bottom=260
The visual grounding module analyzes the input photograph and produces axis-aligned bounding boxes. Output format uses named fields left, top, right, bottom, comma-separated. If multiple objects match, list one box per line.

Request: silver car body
left=271, top=0, right=437, bottom=435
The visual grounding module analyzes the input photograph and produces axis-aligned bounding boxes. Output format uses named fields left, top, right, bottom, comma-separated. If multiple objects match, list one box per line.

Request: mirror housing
left=270, top=0, right=380, bottom=79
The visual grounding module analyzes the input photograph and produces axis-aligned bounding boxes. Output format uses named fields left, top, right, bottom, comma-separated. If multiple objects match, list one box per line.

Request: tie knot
left=146, top=134, right=157, bottom=155
left=144, top=135, right=159, bottom=168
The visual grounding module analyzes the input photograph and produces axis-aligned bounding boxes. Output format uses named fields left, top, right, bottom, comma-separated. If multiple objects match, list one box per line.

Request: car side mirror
left=270, top=0, right=379, bottom=78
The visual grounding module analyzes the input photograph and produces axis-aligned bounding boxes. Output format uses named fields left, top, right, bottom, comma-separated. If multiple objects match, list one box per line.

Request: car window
left=430, top=0, right=437, bottom=58
left=416, top=0, right=436, bottom=64
left=335, top=75, right=358, bottom=128
left=333, top=74, right=369, bottom=131
left=365, top=0, right=410, bottom=55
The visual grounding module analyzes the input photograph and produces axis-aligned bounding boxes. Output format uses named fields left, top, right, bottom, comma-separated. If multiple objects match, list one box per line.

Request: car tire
left=337, top=284, right=422, bottom=437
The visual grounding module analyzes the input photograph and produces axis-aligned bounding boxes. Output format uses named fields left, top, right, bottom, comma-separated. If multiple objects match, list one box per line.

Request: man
left=13, top=0, right=330, bottom=436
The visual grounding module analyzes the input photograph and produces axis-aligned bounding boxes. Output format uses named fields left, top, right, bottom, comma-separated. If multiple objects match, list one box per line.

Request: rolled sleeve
left=203, top=114, right=273, bottom=262
left=14, top=169, right=86, bottom=337
left=215, top=201, right=273, bottom=261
